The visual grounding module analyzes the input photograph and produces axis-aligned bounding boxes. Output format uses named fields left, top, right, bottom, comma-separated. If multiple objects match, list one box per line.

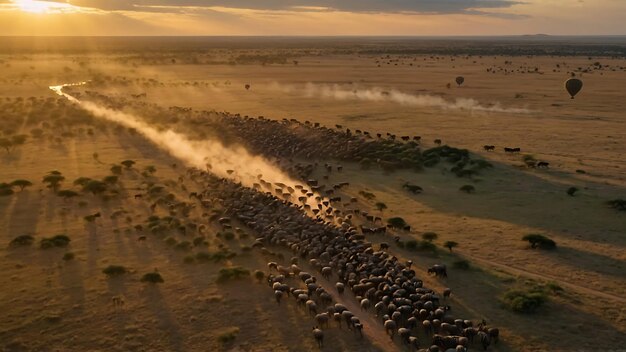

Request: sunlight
left=13, top=0, right=78, bottom=14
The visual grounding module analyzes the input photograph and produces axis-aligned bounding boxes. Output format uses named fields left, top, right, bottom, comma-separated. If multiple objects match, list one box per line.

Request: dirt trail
left=463, top=253, right=626, bottom=303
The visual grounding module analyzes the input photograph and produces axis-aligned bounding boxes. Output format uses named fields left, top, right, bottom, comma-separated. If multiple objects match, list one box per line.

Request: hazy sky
left=0, top=0, right=624, bottom=36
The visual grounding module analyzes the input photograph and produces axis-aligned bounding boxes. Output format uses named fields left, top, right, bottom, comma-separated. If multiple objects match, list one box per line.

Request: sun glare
left=14, top=0, right=76, bottom=14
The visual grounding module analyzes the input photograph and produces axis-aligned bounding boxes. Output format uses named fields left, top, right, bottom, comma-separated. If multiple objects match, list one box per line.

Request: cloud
left=60, top=0, right=522, bottom=14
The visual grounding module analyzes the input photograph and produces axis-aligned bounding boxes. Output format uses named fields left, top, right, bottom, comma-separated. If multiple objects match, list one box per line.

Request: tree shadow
left=141, top=285, right=184, bottom=352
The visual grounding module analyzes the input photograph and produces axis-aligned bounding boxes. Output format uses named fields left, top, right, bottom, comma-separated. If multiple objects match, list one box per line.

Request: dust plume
left=49, top=83, right=304, bottom=195
left=268, top=82, right=533, bottom=114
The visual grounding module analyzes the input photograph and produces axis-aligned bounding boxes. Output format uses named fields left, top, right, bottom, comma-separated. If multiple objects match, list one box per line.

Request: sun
left=13, top=0, right=76, bottom=14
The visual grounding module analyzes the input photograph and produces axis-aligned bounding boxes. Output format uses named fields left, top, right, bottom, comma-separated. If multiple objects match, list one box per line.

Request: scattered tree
left=57, top=190, right=79, bottom=201
left=10, top=179, right=33, bottom=191
left=121, top=160, right=136, bottom=168
left=110, top=165, right=122, bottom=175
left=375, top=202, right=387, bottom=212
left=444, top=241, right=458, bottom=252
left=422, top=232, right=438, bottom=242
left=387, top=217, right=407, bottom=229
left=522, top=234, right=557, bottom=250
left=141, top=271, right=164, bottom=283
left=10, top=234, right=35, bottom=247
left=103, top=265, right=128, bottom=276
left=566, top=187, right=579, bottom=196
left=42, top=173, right=65, bottom=192
left=40, top=234, right=71, bottom=249
left=82, top=180, right=107, bottom=195
left=459, top=185, right=476, bottom=193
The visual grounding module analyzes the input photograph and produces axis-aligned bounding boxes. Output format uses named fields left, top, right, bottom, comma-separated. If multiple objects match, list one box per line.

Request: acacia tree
left=444, top=241, right=458, bottom=252
left=11, top=179, right=33, bottom=191
left=82, top=180, right=107, bottom=195
left=121, top=160, right=136, bottom=169
left=42, top=173, right=65, bottom=192
left=375, top=202, right=387, bottom=212
left=57, top=190, right=79, bottom=201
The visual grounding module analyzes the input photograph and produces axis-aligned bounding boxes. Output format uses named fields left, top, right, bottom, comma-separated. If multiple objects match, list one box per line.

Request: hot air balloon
left=455, top=76, right=465, bottom=87
left=565, top=78, right=583, bottom=99
left=245, top=84, right=251, bottom=90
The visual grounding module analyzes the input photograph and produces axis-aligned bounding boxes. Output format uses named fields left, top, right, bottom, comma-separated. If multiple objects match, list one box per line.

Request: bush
left=217, top=327, right=240, bottom=344
left=175, top=241, right=192, bottom=251
left=40, top=235, right=71, bottom=249
left=0, top=186, right=14, bottom=197
left=141, top=272, right=164, bottom=283
left=10, top=235, right=35, bottom=247
left=607, top=199, right=626, bottom=212
left=164, top=237, right=177, bottom=246
left=183, top=255, right=196, bottom=264
left=522, top=234, right=557, bottom=250
left=453, top=259, right=470, bottom=270
left=567, top=187, right=579, bottom=197
left=387, top=217, right=407, bottom=229
left=103, top=265, right=127, bottom=276
left=459, top=185, right=476, bottom=193
left=63, top=252, right=75, bottom=261
left=444, top=241, right=458, bottom=252
left=254, top=270, right=265, bottom=282
left=405, top=240, right=418, bottom=250
left=501, top=289, right=547, bottom=313
left=358, top=190, right=376, bottom=200
left=222, top=231, right=235, bottom=241
left=217, top=266, right=250, bottom=283
left=422, top=232, right=438, bottom=242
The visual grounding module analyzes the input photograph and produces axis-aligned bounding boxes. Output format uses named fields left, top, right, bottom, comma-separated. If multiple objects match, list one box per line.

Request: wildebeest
left=504, top=147, right=521, bottom=153
left=428, top=264, right=448, bottom=278
left=483, top=145, right=495, bottom=151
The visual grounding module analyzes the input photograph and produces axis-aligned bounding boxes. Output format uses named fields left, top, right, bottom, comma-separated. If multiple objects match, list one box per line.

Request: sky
left=0, top=0, right=625, bottom=36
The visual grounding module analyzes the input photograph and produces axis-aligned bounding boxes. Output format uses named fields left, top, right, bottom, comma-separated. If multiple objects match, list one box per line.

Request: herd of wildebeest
left=182, top=166, right=499, bottom=352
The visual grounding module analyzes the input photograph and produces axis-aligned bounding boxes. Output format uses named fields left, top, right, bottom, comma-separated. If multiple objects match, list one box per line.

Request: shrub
left=405, top=240, right=418, bottom=250
left=217, top=327, right=239, bottom=344
left=103, top=175, right=119, bottom=185
left=223, top=232, right=235, bottom=241
left=103, top=265, right=127, bottom=276
left=63, top=252, right=75, bottom=261
left=607, top=199, right=626, bottom=212
left=444, top=241, right=458, bottom=252
left=193, top=237, right=207, bottom=246
left=183, top=255, right=196, bottom=264
left=387, top=217, right=407, bottom=229
left=10, top=234, right=34, bottom=247
left=121, top=160, right=136, bottom=168
left=422, top=232, right=438, bottom=242
left=375, top=202, right=387, bottom=211
left=141, top=272, right=164, bottom=283
left=459, top=185, right=475, bottom=193
left=57, top=190, right=79, bottom=200
left=164, top=237, right=178, bottom=246
left=175, top=241, right=192, bottom=251
left=0, top=186, right=14, bottom=197
left=566, top=187, right=579, bottom=197
left=522, top=234, right=557, bottom=250
left=82, top=180, right=107, bottom=195
left=501, top=288, right=547, bottom=313
left=453, top=259, right=470, bottom=270
left=254, top=270, right=265, bottom=282
left=217, top=266, right=250, bottom=283
left=110, top=165, right=122, bottom=175
left=358, top=190, right=376, bottom=200
left=40, top=235, right=71, bottom=249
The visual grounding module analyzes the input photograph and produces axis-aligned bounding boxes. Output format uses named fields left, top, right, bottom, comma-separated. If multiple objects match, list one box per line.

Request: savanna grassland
left=0, top=37, right=625, bottom=352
